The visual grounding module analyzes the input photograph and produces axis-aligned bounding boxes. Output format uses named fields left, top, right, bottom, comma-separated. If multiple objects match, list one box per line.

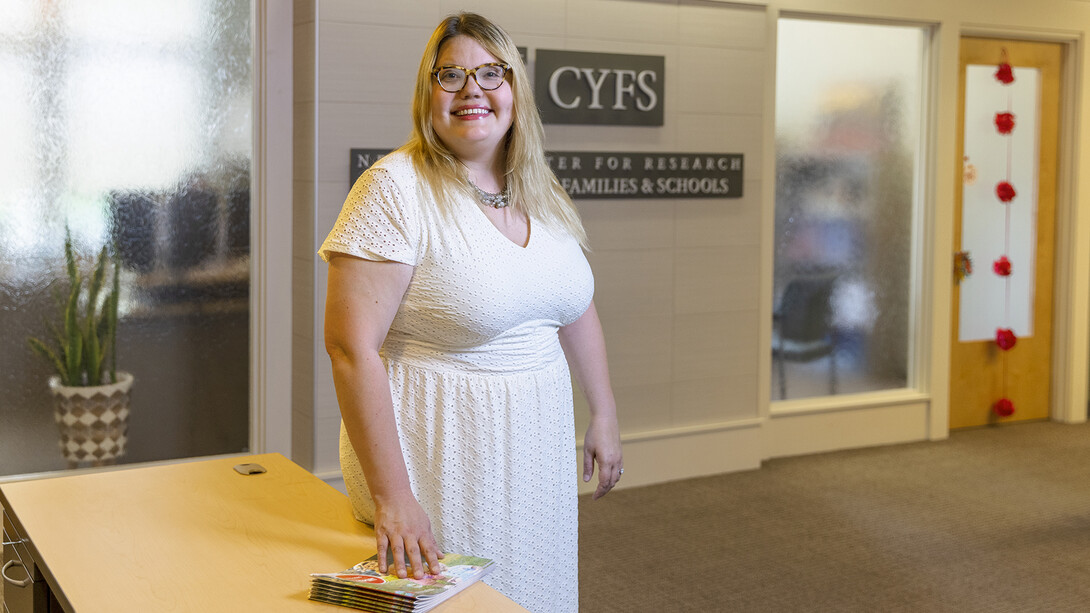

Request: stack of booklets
left=309, top=553, right=496, bottom=612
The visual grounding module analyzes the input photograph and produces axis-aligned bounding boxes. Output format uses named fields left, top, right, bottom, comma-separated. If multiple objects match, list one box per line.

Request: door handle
left=954, top=250, right=973, bottom=284
left=2, top=559, right=32, bottom=588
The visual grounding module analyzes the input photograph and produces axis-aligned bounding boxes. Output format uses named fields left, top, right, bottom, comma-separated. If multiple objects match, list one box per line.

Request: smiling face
left=430, top=35, right=514, bottom=165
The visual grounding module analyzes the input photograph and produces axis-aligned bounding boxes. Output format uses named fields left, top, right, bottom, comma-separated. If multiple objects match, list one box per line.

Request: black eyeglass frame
left=431, top=62, right=510, bottom=92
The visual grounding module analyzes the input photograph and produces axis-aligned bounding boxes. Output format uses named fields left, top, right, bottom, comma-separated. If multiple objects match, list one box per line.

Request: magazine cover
left=309, top=553, right=495, bottom=612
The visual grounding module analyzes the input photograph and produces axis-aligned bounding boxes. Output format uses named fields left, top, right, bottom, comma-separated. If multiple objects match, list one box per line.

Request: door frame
left=251, top=0, right=293, bottom=456
left=930, top=26, right=1085, bottom=437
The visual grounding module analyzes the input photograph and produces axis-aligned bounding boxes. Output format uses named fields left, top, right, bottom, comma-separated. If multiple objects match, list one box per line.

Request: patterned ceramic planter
left=49, top=372, right=134, bottom=468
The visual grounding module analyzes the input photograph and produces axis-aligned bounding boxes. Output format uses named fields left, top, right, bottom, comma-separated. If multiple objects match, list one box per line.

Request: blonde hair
left=400, top=12, right=587, bottom=248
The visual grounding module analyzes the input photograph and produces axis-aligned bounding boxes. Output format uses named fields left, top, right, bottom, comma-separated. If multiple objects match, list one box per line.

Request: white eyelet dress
left=319, top=151, right=592, bottom=613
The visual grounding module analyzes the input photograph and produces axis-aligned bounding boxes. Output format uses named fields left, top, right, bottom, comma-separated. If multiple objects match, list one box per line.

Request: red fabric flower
left=996, top=181, right=1017, bottom=202
left=993, top=398, right=1015, bottom=417
left=995, top=63, right=1015, bottom=84
left=995, top=112, right=1016, bottom=134
left=993, top=256, right=1012, bottom=276
left=996, top=328, right=1017, bottom=351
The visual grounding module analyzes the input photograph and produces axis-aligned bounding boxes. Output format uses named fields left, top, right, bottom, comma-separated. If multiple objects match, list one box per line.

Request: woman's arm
left=558, top=300, right=623, bottom=500
left=324, top=255, right=441, bottom=579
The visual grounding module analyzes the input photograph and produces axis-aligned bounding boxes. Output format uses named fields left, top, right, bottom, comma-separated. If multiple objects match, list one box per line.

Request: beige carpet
left=579, top=421, right=1090, bottom=612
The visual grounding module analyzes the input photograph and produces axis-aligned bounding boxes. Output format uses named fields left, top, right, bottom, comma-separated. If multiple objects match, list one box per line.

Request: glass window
left=772, top=18, right=926, bottom=401
left=0, top=0, right=252, bottom=475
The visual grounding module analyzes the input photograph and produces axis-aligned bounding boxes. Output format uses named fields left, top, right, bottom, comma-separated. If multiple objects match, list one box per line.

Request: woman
left=320, top=12, right=622, bottom=612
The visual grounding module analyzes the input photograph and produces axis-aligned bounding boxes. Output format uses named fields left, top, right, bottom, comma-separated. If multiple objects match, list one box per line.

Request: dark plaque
left=545, top=152, right=743, bottom=199
left=350, top=149, right=394, bottom=186
left=534, top=50, right=664, bottom=126
left=351, top=149, right=742, bottom=200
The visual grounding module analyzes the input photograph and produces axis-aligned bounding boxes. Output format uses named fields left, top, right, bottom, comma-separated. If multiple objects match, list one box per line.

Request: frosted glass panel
left=0, top=0, right=252, bottom=476
left=959, top=65, right=1040, bottom=342
left=67, top=57, right=202, bottom=191
left=773, top=19, right=925, bottom=400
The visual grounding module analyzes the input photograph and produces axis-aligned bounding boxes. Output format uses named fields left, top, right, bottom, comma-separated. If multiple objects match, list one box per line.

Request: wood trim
left=765, top=401, right=930, bottom=459
left=1052, top=36, right=1089, bottom=424
left=251, top=1, right=294, bottom=455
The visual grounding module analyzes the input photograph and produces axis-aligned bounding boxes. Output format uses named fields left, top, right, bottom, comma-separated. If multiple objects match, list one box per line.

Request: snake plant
left=28, top=230, right=121, bottom=387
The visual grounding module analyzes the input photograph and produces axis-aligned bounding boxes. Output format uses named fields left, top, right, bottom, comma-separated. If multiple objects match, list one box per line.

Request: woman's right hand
left=372, top=492, right=444, bottom=579
left=326, top=257, right=441, bottom=579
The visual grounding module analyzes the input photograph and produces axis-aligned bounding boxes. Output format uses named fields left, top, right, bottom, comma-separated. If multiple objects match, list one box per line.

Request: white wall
left=291, top=0, right=1090, bottom=490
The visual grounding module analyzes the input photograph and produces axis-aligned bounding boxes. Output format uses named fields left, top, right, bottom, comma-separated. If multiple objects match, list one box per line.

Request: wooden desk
left=1, top=454, right=525, bottom=612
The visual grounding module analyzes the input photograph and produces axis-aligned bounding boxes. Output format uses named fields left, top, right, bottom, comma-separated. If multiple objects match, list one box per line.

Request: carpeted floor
left=579, top=421, right=1090, bottom=612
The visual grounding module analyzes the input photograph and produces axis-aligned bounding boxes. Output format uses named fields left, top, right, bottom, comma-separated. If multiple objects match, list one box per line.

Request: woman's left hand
left=583, top=415, right=623, bottom=500
left=559, top=300, right=623, bottom=499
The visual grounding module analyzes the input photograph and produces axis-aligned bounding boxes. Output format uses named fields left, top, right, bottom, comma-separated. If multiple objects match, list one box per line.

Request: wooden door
left=950, top=38, right=1062, bottom=429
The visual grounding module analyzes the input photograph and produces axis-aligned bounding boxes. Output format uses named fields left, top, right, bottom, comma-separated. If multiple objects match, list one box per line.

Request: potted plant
left=27, top=230, right=133, bottom=468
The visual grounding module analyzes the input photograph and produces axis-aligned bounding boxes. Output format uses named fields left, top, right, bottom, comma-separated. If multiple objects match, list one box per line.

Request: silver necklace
left=471, top=181, right=511, bottom=209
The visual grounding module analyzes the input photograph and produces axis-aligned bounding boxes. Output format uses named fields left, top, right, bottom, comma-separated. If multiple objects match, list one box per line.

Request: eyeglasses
left=431, top=63, right=509, bottom=92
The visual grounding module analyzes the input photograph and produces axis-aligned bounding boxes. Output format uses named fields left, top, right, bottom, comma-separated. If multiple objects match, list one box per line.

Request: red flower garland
left=995, top=181, right=1017, bottom=202
left=996, top=328, right=1017, bottom=351
left=989, top=51, right=1018, bottom=420
left=993, top=398, right=1015, bottom=417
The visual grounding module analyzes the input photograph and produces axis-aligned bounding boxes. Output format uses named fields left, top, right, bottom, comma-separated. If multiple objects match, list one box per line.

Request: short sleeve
left=318, top=161, right=424, bottom=265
